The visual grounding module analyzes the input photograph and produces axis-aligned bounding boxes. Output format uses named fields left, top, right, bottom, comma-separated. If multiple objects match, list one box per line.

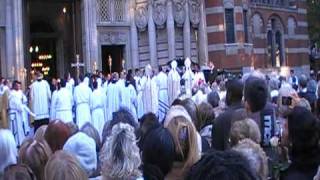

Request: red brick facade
left=205, top=0, right=310, bottom=71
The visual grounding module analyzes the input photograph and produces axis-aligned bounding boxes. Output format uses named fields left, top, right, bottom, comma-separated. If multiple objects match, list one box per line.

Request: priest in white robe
left=74, top=76, right=92, bottom=128
left=194, top=64, right=206, bottom=86
left=182, top=57, right=195, bottom=98
left=90, top=81, right=106, bottom=139
left=30, top=72, right=51, bottom=132
left=155, top=66, right=169, bottom=121
left=167, top=61, right=181, bottom=105
left=51, top=79, right=73, bottom=123
left=120, top=77, right=138, bottom=121
left=105, top=73, right=121, bottom=121
left=142, top=65, right=158, bottom=116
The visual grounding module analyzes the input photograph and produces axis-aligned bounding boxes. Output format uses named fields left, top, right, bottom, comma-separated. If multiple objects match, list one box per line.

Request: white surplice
left=136, top=77, right=145, bottom=119
left=120, top=84, right=137, bottom=121
left=155, top=71, right=169, bottom=121
left=194, top=71, right=206, bottom=86
left=50, top=90, right=58, bottom=120
left=30, top=80, right=51, bottom=120
left=21, top=93, right=32, bottom=135
left=105, top=82, right=121, bottom=121
left=142, top=65, right=159, bottom=115
left=167, top=61, right=181, bottom=105
left=182, top=58, right=195, bottom=97
left=90, top=89, right=106, bottom=139
left=8, top=90, right=25, bottom=146
left=74, top=81, right=92, bottom=128
left=66, top=78, right=75, bottom=95
left=51, top=87, right=73, bottom=123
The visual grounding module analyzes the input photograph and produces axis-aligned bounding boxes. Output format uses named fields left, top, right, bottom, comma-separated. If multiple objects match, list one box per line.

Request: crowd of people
left=0, top=58, right=320, bottom=180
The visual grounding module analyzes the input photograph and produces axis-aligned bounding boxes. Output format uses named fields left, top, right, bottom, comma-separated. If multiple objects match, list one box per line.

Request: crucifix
left=71, top=54, right=85, bottom=80
left=108, top=55, right=112, bottom=74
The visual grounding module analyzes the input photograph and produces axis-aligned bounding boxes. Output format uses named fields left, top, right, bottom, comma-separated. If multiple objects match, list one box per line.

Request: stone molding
left=99, top=31, right=127, bottom=44
left=173, top=0, right=186, bottom=27
left=152, top=0, right=167, bottom=29
left=135, top=6, right=148, bottom=31
left=188, top=0, right=201, bottom=27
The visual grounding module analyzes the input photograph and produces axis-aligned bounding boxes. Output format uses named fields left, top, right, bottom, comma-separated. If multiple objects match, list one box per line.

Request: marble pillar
left=82, top=0, right=99, bottom=73
left=148, top=2, right=158, bottom=67
left=198, top=0, right=208, bottom=66
left=167, top=0, right=175, bottom=61
left=183, top=1, right=191, bottom=59
left=5, top=0, right=14, bottom=79
left=130, top=1, right=139, bottom=68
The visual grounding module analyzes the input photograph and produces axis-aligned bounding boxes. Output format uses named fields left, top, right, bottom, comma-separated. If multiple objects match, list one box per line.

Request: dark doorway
left=101, top=45, right=124, bottom=74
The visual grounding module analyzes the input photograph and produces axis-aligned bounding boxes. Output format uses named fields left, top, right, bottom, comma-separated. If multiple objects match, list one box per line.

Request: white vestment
left=30, top=80, right=51, bottom=120
left=90, top=89, right=106, bottom=139
left=142, top=77, right=159, bottom=115
left=74, top=82, right=92, bottom=128
left=8, top=90, right=25, bottom=146
left=182, top=69, right=195, bottom=97
left=167, top=69, right=181, bottom=105
left=50, top=90, right=58, bottom=120
left=51, top=88, right=73, bottom=123
left=194, top=72, right=206, bottom=86
left=136, top=77, right=145, bottom=119
left=66, top=78, right=75, bottom=95
left=155, top=72, right=169, bottom=121
left=105, top=82, right=121, bottom=121
left=192, top=90, right=207, bottom=105
left=120, top=84, right=138, bottom=121
left=21, top=93, right=32, bottom=135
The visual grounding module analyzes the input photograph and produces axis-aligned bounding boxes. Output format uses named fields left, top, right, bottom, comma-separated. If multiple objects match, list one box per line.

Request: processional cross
left=71, top=54, right=85, bottom=79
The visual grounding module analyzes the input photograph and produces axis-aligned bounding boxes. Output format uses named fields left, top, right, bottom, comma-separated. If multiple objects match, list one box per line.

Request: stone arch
left=223, top=0, right=234, bottom=8
left=251, top=12, right=264, bottom=35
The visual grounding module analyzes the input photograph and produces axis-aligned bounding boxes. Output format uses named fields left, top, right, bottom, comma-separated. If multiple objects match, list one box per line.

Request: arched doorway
left=266, top=16, right=285, bottom=68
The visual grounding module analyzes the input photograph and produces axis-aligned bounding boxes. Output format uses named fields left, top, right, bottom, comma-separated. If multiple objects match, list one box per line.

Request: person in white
left=74, top=75, right=92, bottom=129
left=182, top=57, right=195, bottom=98
left=90, top=81, right=106, bottom=139
left=30, top=72, right=51, bottom=132
left=193, top=64, right=206, bottom=87
left=120, top=76, right=138, bottom=121
left=65, top=72, right=75, bottom=95
left=105, top=73, right=121, bottom=121
left=8, top=81, right=34, bottom=146
left=135, top=69, right=145, bottom=119
left=50, top=79, right=60, bottom=120
left=167, top=60, right=181, bottom=105
left=155, top=66, right=169, bottom=121
left=142, top=65, right=159, bottom=116
left=51, top=79, right=73, bottom=123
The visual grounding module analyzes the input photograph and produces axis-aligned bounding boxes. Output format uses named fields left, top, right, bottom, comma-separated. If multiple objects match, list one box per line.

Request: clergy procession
left=1, top=57, right=320, bottom=180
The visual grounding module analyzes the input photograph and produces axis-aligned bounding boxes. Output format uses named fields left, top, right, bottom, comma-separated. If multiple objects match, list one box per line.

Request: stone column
left=183, top=1, right=191, bottom=59
left=130, top=1, right=139, bottom=69
left=198, top=0, right=208, bottom=66
left=148, top=2, right=158, bottom=67
left=82, top=0, right=99, bottom=72
left=5, top=0, right=14, bottom=79
left=12, top=0, right=25, bottom=82
left=167, top=0, right=175, bottom=61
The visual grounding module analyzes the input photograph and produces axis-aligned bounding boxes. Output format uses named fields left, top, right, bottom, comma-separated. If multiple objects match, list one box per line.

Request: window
left=225, top=9, right=235, bottom=43
left=243, top=10, right=249, bottom=43
left=98, top=0, right=126, bottom=23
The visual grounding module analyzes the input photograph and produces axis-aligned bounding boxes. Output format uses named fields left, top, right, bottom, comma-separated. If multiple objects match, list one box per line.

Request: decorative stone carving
left=189, top=0, right=201, bottom=28
left=152, top=0, right=167, bottom=29
left=173, top=0, right=186, bottom=27
left=100, top=32, right=127, bottom=44
left=135, top=6, right=148, bottom=31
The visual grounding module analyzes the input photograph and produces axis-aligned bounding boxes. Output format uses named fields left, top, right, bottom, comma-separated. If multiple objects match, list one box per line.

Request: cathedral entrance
left=101, top=45, right=125, bottom=74
left=26, top=0, right=81, bottom=79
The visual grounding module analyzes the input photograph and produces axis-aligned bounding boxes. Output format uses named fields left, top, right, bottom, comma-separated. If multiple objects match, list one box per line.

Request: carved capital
left=189, top=0, right=201, bottom=28
left=173, top=0, right=186, bottom=27
left=135, top=6, right=148, bottom=32
left=152, top=0, right=167, bottom=29
left=100, top=32, right=127, bottom=44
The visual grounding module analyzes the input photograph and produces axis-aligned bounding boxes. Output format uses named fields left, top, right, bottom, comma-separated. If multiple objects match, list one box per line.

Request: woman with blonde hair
left=229, top=118, right=261, bottom=146
left=45, top=150, right=88, bottom=180
left=19, top=138, right=52, bottom=180
left=0, top=129, right=17, bottom=177
left=164, top=105, right=201, bottom=180
left=33, top=125, right=47, bottom=141
left=100, top=123, right=142, bottom=180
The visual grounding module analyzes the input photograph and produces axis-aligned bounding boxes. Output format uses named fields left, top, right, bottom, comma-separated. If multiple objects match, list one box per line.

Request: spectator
left=0, top=129, right=17, bottom=177
left=81, top=122, right=102, bottom=152
left=100, top=123, right=142, bottom=180
left=142, top=127, right=175, bottom=179
left=233, top=139, right=268, bottom=180
left=197, top=102, right=215, bottom=151
left=298, top=74, right=316, bottom=112
left=44, top=120, right=71, bottom=152
left=137, top=112, right=161, bottom=149
left=180, top=98, right=198, bottom=124
left=164, top=106, right=201, bottom=179
left=18, top=139, right=52, bottom=180
left=211, top=79, right=244, bottom=150
left=186, top=150, right=258, bottom=180
left=3, top=164, right=36, bottom=180
left=33, top=125, right=47, bottom=141
left=229, top=118, right=261, bottom=146
left=281, top=107, right=320, bottom=180
left=45, top=150, right=88, bottom=180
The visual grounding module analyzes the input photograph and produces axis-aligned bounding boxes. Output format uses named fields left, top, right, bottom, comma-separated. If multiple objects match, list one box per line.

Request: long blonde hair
left=44, top=150, right=88, bottom=180
left=100, top=123, right=141, bottom=180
